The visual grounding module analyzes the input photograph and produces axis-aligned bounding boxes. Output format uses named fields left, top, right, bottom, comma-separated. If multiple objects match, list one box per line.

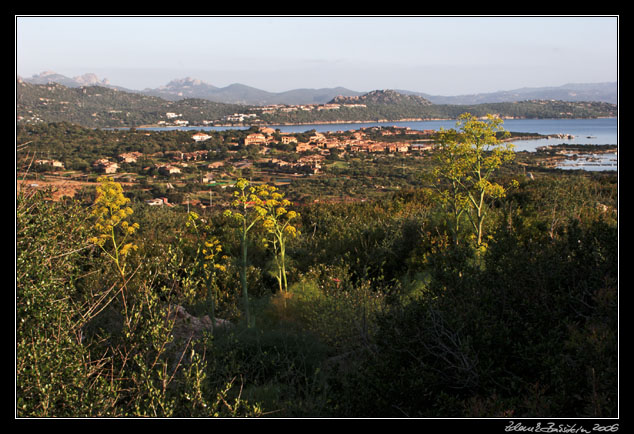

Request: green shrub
left=202, top=324, right=329, bottom=417
left=16, top=187, right=262, bottom=417
left=17, top=190, right=119, bottom=416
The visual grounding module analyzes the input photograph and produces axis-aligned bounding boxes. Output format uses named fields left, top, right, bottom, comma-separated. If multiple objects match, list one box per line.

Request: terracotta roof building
left=244, top=133, right=267, bottom=146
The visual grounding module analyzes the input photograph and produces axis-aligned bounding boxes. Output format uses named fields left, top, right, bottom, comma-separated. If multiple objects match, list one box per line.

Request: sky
left=15, top=15, right=619, bottom=96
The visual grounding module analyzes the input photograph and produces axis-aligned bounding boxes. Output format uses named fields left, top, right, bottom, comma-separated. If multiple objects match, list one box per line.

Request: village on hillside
left=152, top=102, right=370, bottom=127
left=19, top=124, right=439, bottom=206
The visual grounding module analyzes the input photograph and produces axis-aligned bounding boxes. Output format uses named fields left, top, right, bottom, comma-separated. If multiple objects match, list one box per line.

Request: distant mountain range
left=398, top=83, right=618, bottom=105
left=23, top=71, right=114, bottom=89
left=19, top=71, right=617, bottom=106
left=141, top=77, right=363, bottom=106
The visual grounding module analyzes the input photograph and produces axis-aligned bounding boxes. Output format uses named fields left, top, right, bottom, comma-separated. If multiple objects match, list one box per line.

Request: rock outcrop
left=167, top=304, right=231, bottom=340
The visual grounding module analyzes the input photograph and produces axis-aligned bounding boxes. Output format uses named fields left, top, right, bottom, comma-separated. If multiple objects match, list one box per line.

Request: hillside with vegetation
left=17, top=80, right=618, bottom=129
left=16, top=80, right=246, bottom=128
left=16, top=114, right=617, bottom=419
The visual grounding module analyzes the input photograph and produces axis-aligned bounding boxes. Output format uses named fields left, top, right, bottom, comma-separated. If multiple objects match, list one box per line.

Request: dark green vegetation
left=17, top=80, right=618, bottom=128
left=16, top=117, right=618, bottom=418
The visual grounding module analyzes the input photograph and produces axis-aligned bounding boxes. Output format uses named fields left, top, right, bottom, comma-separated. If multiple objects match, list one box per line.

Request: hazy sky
left=15, top=15, right=619, bottom=96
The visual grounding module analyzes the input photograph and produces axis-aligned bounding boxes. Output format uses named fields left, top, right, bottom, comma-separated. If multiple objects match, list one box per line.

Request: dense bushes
left=16, top=169, right=617, bottom=418
left=324, top=180, right=618, bottom=418
left=357, top=225, right=612, bottom=416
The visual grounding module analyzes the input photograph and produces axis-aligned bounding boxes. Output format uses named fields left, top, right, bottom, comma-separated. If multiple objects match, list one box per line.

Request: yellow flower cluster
left=224, top=179, right=270, bottom=221
left=88, top=176, right=139, bottom=266
left=262, top=218, right=276, bottom=231
left=201, top=238, right=227, bottom=273
left=284, top=225, right=298, bottom=238
left=213, top=263, right=227, bottom=273
left=235, top=178, right=249, bottom=190
left=119, top=242, right=138, bottom=257
left=184, top=210, right=226, bottom=272
left=225, top=178, right=301, bottom=241
left=203, top=238, right=223, bottom=260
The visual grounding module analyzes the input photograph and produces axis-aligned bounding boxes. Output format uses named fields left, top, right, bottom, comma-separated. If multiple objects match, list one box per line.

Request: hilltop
left=330, top=89, right=433, bottom=106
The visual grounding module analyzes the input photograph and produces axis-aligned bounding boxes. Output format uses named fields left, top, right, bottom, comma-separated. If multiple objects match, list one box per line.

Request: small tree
left=433, top=113, right=517, bottom=248
left=223, top=178, right=267, bottom=326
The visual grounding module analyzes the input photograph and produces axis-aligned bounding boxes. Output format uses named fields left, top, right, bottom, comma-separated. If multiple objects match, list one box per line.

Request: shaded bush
left=329, top=213, right=617, bottom=418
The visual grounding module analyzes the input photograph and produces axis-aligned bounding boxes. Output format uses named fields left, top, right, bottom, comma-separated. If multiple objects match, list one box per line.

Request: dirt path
left=17, top=174, right=134, bottom=201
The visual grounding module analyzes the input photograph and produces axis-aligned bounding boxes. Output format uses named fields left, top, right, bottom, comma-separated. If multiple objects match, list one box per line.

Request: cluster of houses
left=219, top=103, right=369, bottom=119
left=231, top=126, right=437, bottom=174
left=289, top=127, right=435, bottom=156
left=92, top=158, right=119, bottom=174
left=34, top=158, right=64, bottom=169
left=17, top=124, right=441, bottom=209
left=250, top=102, right=368, bottom=115
left=156, top=101, right=374, bottom=127
left=88, top=125, right=436, bottom=178
left=78, top=125, right=439, bottom=207
left=236, top=126, right=436, bottom=156
left=258, top=154, right=325, bottom=175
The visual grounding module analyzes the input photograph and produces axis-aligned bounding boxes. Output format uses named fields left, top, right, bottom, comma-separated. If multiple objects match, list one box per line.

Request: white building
left=192, top=133, right=212, bottom=142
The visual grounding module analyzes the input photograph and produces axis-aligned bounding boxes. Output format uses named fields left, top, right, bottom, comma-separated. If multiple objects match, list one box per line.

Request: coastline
left=137, top=117, right=446, bottom=129
left=137, top=116, right=617, bottom=131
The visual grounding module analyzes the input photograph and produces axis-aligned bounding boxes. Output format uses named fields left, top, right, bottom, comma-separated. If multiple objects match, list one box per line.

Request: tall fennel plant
left=185, top=211, right=227, bottom=326
left=88, top=176, right=139, bottom=280
left=223, top=178, right=267, bottom=327
left=259, top=184, right=300, bottom=295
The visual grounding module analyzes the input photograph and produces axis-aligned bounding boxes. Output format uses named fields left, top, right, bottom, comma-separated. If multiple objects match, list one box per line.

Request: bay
left=275, top=118, right=619, bottom=152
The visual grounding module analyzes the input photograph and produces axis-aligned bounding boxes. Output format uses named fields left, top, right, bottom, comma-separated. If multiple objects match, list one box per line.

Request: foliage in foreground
left=16, top=166, right=617, bottom=418
left=16, top=187, right=261, bottom=417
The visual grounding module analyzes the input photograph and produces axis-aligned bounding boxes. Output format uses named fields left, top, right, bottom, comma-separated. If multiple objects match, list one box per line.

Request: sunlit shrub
left=17, top=184, right=262, bottom=417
